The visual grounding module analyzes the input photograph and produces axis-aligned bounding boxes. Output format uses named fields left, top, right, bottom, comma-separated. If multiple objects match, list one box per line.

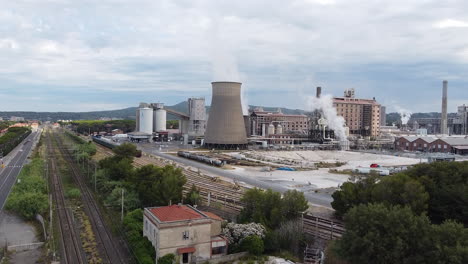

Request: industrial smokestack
left=204, top=82, right=248, bottom=149
left=441, top=80, right=448, bottom=135
left=316, top=87, right=322, bottom=98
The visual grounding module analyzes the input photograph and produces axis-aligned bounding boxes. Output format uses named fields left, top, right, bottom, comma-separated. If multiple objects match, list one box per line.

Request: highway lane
left=137, top=145, right=334, bottom=208
left=0, top=131, right=40, bottom=210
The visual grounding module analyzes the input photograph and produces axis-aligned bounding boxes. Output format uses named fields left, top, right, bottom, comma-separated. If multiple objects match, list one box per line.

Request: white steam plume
left=307, top=94, right=347, bottom=140
left=208, top=18, right=247, bottom=115
left=395, top=106, right=412, bottom=125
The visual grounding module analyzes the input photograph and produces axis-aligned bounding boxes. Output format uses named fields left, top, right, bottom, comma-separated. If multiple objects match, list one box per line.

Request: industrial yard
left=219, top=150, right=422, bottom=192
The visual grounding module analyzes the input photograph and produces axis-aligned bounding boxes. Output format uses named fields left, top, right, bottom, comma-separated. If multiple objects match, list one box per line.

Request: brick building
left=143, top=205, right=227, bottom=264
left=333, top=89, right=381, bottom=137
left=395, top=136, right=468, bottom=155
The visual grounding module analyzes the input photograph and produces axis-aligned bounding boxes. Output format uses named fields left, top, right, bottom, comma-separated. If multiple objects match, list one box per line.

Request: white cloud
left=434, top=19, right=468, bottom=29
left=0, top=0, right=468, bottom=111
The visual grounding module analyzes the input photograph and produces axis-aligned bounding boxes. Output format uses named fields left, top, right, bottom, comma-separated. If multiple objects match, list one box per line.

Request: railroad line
left=53, top=133, right=130, bottom=264
left=46, top=133, right=86, bottom=264
left=97, top=140, right=346, bottom=241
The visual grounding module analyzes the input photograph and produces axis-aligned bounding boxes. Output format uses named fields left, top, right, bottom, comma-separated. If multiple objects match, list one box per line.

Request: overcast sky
left=1, top=0, right=467, bottom=113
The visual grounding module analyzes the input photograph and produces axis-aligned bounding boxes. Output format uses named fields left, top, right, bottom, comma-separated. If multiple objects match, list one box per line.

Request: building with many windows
left=143, top=205, right=227, bottom=264
left=333, top=89, right=381, bottom=137
left=249, top=108, right=309, bottom=136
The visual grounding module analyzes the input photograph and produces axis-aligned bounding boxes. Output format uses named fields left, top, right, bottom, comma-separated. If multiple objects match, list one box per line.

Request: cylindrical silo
left=204, top=82, right=248, bottom=149
left=276, top=124, right=283, bottom=134
left=268, top=124, right=275, bottom=135
left=136, top=108, right=140, bottom=131
left=139, top=107, right=153, bottom=134
left=155, top=109, right=167, bottom=131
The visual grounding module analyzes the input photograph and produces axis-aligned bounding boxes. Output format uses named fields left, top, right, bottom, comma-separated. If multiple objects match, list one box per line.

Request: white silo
left=268, top=124, right=275, bottom=135
left=139, top=107, right=153, bottom=134
left=155, top=108, right=167, bottom=131
left=276, top=124, right=283, bottom=134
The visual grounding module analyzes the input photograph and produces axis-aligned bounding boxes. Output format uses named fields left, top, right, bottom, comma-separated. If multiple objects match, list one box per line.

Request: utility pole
left=121, top=189, right=125, bottom=223
left=94, top=163, right=97, bottom=192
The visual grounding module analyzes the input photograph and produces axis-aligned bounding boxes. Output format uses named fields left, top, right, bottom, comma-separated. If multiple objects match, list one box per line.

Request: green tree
left=99, top=156, right=135, bottom=181
left=429, top=220, right=468, bottom=263
left=123, top=209, right=155, bottom=264
left=131, top=165, right=186, bottom=207
left=105, top=187, right=141, bottom=212
left=158, top=254, right=175, bottom=264
left=113, top=142, right=138, bottom=160
left=405, top=161, right=468, bottom=224
left=6, top=192, right=49, bottom=220
left=185, top=184, right=200, bottom=206
left=335, top=203, right=433, bottom=264
left=331, top=176, right=378, bottom=218
left=371, top=174, right=429, bottom=215
left=282, top=190, right=309, bottom=219
left=241, top=236, right=264, bottom=255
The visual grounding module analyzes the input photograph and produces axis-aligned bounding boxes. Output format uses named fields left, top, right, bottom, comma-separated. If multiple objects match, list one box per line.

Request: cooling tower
left=204, top=82, right=248, bottom=149
left=441, top=80, right=448, bottom=135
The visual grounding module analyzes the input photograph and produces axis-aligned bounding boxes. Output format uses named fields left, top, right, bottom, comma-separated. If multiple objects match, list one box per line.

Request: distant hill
left=0, top=101, right=307, bottom=121
left=1, top=102, right=455, bottom=124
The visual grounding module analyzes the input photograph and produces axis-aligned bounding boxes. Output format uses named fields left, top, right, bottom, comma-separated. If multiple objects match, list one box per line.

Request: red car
left=370, top=163, right=380, bottom=168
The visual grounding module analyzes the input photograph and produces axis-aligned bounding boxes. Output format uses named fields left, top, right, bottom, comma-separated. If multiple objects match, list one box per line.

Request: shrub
left=66, top=188, right=81, bottom=199
left=240, top=236, right=264, bottom=256
left=158, top=253, right=175, bottom=264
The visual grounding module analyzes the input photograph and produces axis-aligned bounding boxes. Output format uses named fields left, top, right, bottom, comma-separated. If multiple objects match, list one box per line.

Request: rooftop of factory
left=333, top=97, right=380, bottom=105
left=397, top=135, right=468, bottom=145
left=251, top=108, right=307, bottom=117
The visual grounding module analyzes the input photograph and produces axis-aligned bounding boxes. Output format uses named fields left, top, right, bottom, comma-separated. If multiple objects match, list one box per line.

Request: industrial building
left=134, top=97, right=207, bottom=142
left=333, top=89, right=381, bottom=137
left=407, top=81, right=467, bottom=136
left=452, top=104, right=468, bottom=135
left=249, top=108, right=309, bottom=136
left=188, top=97, right=207, bottom=136
left=143, top=204, right=227, bottom=264
left=204, top=82, right=248, bottom=149
left=394, top=136, right=468, bottom=155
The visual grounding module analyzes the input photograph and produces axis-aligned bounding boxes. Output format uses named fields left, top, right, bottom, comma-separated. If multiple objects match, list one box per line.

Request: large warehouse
left=395, top=136, right=468, bottom=155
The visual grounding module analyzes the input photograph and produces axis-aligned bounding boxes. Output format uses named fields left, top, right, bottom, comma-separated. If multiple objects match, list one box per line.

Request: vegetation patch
left=5, top=157, right=48, bottom=220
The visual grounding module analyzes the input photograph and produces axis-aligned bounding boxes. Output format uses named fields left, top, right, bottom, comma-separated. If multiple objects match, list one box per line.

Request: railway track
left=53, top=133, right=130, bottom=264
left=98, top=141, right=346, bottom=240
left=46, top=133, right=86, bottom=264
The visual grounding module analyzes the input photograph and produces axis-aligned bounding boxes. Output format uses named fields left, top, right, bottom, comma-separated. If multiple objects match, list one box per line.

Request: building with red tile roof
left=143, top=204, right=228, bottom=264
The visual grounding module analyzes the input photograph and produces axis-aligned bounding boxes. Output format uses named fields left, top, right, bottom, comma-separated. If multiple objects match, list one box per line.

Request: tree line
left=0, top=127, right=31, bottom=156
left=330, top=162, right=468, bottom=264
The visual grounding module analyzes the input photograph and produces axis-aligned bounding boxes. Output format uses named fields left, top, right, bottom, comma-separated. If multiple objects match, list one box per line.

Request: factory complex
left=127, top=79, right=467, bottom=157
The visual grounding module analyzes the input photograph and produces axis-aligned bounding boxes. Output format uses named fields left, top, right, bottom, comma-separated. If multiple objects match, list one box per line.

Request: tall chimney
left=441, top=80, right=448, bottom=135
left=316, top=86, right=322, bottom=98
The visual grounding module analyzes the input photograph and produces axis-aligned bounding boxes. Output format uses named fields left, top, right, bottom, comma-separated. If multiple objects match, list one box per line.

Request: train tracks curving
left=53, top=133, right=130, bottom=264
left=46, top=132, right=87, bottom=264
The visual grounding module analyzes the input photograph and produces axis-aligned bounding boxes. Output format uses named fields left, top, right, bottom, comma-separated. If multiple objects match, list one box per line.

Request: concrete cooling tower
left=204, top=82, right=248, bottom=149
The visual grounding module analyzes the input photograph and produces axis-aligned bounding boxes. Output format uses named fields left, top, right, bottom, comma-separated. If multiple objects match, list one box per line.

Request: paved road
left=137, top=145, right=334, bottom=208
left=0, top=131, right=40, bottom=210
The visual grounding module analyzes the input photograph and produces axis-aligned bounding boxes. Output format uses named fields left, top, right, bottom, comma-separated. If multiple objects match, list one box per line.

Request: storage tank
left=155, top=109, right=167, bottom=131
left=276, top=124, right=283, bottom=134
left=268, top=124, right=275, bottom=135
left=139, top=107, right=153, bottom=134
left=135, top=108, right=140, bottom=131
left=204, top=82, right=248, bottom=149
